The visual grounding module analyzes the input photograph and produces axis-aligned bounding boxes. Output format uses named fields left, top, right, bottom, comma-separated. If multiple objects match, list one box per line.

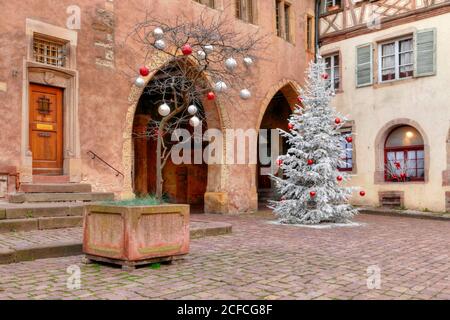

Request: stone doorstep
left=19, top=183, right=92, bottom=194
left=0, top=216, right=83, bottom=234
left=360, top=207, right=450, bottom=221
left=0, top=221, right=232, bottom=265
left=8, top=192, right=115, bottom=204
left=3, top=205, right=84, bottom=219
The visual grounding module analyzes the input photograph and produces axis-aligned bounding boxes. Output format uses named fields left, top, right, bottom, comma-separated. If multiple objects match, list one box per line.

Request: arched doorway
left=132, top=66, right=213, bottom=213
left=257, top=89, right=294, bottom=205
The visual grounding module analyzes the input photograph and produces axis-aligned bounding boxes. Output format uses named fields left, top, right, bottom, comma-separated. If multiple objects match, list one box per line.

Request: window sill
left=373, top=77, right=416, bottom=89
left=377, top=180, right=427, bottom=185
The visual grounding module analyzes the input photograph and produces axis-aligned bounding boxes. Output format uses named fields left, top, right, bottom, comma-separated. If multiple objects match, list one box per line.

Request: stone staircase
left=9, top=183, right=114, bottom=204
left=0, top=181, right=114, bottom=234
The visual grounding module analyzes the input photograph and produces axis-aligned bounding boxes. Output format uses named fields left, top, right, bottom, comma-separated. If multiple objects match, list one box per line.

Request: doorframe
left=20, top=19, right=80, bottom=183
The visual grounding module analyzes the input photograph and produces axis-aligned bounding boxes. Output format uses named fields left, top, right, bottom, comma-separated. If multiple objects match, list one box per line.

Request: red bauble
left=307, top=159, right=314, bottom=166
left=322, top=73, right=329, bottom=80
left=310, top=191, right=317, bottom=198
left=335, top=118, right=341, bottom=125
left=288, top=123, right=294, bottom=130
left=276, top=159, right=283, bottom=166
left=346, top=136, right=353, bottom=143
left=297, top=96, right=303, bottom=103
left=207, top=92, right=216, bottom=101
left=337, top=176, right=343, bottom=182
left=360, top=191, right=366, bottom=197
left=181, top=44, right=193, bottom=55
left=139, top=66, right=150, bottom=77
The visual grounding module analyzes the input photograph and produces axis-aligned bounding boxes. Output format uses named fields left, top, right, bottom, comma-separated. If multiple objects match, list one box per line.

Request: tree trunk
left=156, top=131, right=163, bottom=199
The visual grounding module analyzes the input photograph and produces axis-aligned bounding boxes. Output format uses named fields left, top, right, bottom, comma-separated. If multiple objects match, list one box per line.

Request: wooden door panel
left=30, top=131, right=58, bottom=162
left=29, top=84, right=63, bottom=175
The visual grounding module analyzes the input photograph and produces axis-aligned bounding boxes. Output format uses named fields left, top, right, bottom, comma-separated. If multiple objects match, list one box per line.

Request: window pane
left=382, top=43, right=395, bottom=56
left=407, top=159, right=416, bottom=169
left=407, top=168, right=416, bottom=177
left=417, top=159, right=424, bottom=169
left=400, top=52, right=413, bottom=65
left=417, top=150, right=424, bottom=159
left=396, top=152, right=404, bottom=160
left=382, top=68, right=395, bottom=81
left=387, top=152, right=395, bottom=161
left=418, top=169, right=425, bottom=177
left=399, top=65, right=413, bottom=78
left=399, top=39, right=413, bottom=52
left=407, top=150, right=416, bottom=160
left=386, top=126, right=424, bottom=147
left=382, top=56, right=395, bottom=69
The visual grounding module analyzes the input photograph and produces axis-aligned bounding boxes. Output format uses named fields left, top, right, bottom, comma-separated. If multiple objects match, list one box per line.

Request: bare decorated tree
left=124, top=10, right=265, bottom=199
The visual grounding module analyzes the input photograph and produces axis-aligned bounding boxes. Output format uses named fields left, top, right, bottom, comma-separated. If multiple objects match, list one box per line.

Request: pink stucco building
left=0, top=0, right=316, bottom=213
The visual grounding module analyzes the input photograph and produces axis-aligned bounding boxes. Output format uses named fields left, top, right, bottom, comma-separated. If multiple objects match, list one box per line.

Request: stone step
left=0, top=219, right=233, bottom=264
left=20, top=183, right=92, bottom=193
left=8, top=192, right=115, bottom=204
left=0, top=204, right=84, bottom=220
left=0, top=216, right=83, bottom=234
left=33, top=175, right=70, bottom=184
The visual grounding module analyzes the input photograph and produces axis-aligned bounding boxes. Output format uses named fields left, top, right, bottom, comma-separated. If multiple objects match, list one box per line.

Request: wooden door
left=176, top=167, right=188, bottom=204
left=29, top=84, right=63, bottom=175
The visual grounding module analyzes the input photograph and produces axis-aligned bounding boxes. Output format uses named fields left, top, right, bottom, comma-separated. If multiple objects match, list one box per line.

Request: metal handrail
left=87, top=150, right=124, bottom=178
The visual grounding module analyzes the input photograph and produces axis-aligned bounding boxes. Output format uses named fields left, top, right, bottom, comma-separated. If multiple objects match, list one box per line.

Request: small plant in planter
left=82, top=195, right=190, bottom=271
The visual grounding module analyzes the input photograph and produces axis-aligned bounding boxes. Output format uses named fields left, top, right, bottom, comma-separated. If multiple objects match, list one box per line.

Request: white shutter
left=356, top=43, right=373, bottom=87
left=414, top=29, right=436, bottom=77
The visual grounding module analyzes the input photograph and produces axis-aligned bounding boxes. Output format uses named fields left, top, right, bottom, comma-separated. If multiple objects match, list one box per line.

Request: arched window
left=385, top=126, right=425, bottom=182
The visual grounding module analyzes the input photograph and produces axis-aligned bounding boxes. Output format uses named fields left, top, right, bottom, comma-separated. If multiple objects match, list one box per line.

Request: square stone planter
left=83, top=204, right=190, bottom=270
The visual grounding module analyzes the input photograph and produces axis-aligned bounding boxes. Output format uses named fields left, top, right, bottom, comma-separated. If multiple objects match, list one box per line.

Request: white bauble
left=197, top=50, right=206, bottom=60
left=155, top=39, right=166, bottom=50
left=243, top=57, right=254, bottom=67
left=158, top=103, right=171, bottom=117
left=240, top=89, right=251, bottom=100
left=189, top=116, right=200, bottom=128
left=214, top=81, right=228, bottom=93
left=153, top=27, right=164, bottom=40
left=135, top=77, right=146, bottom=88
left=225, top=57, right=237, bottom=72
left=187, top=105, right=198, bottom=115
left=204, top=45, right=214, bottom=53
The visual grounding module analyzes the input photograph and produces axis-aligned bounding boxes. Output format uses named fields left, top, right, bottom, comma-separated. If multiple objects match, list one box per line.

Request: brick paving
left=0, top=212, right=449, bottom=300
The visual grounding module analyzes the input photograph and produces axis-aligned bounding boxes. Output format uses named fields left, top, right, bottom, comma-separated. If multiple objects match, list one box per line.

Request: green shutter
left=414, top=29, right=436, bottom=77
left=356, top=43, right=373, bottom=87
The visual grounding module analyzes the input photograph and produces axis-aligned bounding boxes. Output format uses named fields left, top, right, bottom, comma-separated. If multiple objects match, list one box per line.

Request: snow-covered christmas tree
left=270, top=57, right=359, bottom=225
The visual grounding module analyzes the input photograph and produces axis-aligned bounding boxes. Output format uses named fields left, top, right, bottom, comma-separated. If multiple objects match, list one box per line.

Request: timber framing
left=319, top=0, right=450, bottom=45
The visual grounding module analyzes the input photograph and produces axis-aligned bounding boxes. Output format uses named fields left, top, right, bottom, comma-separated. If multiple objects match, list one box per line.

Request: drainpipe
left=315, top=0, right=321, bottom=62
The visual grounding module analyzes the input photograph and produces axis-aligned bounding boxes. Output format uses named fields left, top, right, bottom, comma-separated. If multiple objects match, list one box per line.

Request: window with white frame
left=324, top=54, right=340, bottom=91
left=379, top=37, right=414, bottom=82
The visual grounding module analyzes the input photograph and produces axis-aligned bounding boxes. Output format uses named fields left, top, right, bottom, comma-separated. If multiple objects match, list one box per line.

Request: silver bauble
left=135, top=77, right=146, bottom=88
left=155, top=39, right=166, bottom=50
left=158, top=103, right=171, bottom=117
left=187, top=105, right=198, bottom=115
left=214, top=81, right=228, bottom=93
left=189, top=116, right=200, bottom=128
left=204, top=45, right=214, bottom=53
left=153, top=27, right=164, bottom=40
left=243, top=57, right=254, bottom=67
left=240, top=89, right=251, bottom=100
left=197, top=50, right=206, bottom=60
left=225, top=57, right=238, bottom=72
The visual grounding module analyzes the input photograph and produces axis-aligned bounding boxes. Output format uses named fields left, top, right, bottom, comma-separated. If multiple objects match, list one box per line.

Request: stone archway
left=256, top=80, right=300, bottom=205
left=121, top=53, right=231, bottom=209
left=374, top=118, right=430, bottom=184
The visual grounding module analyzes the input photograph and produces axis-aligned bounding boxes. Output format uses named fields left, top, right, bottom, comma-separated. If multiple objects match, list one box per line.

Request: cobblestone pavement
left=0, top=213, right=449, bottom=300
